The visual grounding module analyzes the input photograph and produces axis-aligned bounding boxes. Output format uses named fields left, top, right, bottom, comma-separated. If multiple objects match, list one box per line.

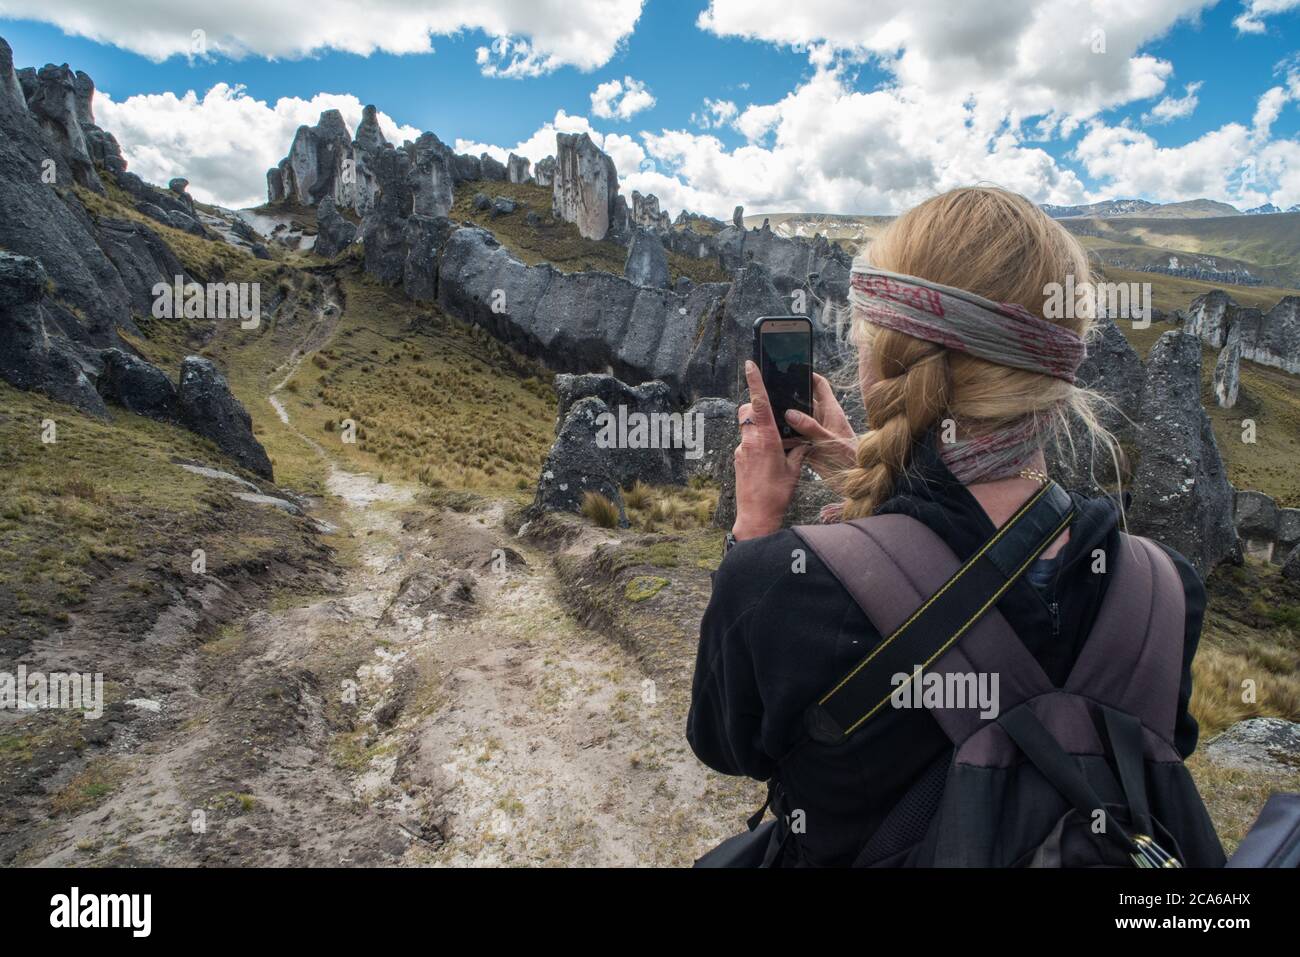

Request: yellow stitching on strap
left=840, top=511, right=1074, bottom=736
left=818, top=482, right=1053, bottom=706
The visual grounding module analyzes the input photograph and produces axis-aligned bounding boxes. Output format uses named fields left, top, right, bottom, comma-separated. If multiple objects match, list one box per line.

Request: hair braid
left=836, top=330, right=952, bottom=519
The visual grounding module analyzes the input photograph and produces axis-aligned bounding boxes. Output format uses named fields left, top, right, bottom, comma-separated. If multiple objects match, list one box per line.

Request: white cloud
left=0, top=0, right=645, bottom=75
left=95, top=84, right=420, bottom=208
left=691, top=98, right=738, bottom=129
left=1233, top=0, right=1300, bottom=33
left=590, top=76, right=656, bottom=120
left=697, top=0, right=1214, bottom=130
left=1074, top=68, right=1300, bottom=208
left=1142, top=80, right=1203, bottom=124
left=455, top=109, right=597, bottom=165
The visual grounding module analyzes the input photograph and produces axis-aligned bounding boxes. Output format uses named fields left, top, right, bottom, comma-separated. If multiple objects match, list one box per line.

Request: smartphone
left=752, top=316, right=813, bottom=445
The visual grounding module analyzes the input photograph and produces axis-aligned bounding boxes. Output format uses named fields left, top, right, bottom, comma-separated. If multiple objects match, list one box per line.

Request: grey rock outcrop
left=1229, top=489, right=1300, bottom=564
left=409, top=132, right=455, bottom=219
left=479, top=153, right=507, bottom=182
left=177, top=356, right=273, bottom=480
left=1128, top=331, right=1240, bottom=574
left=507, top=152, right=531, bottom=184
left=0, top=251, right=108, bottom=418
left=631, top=190, right=671, bottom=233
left=1284, top=545, right=1300, bottom=581
left=1206, top=718, right=1300, bottom=774
left=533, top=374, right=742, bottom=523
left=96, top=347, right=178, bottom=421
left=1186, top=289, right=1300, bottom=376
left=1213, top=324, right=1242, bottom=408
left=534, top=155, right=557, bottom=188
left=314, top=196, right=357, bottom=257
left=437, top=226, right=812, bottom=403
left=552, top=132, right=619, bottom=241
left=623, top=229, right=669, bottom=289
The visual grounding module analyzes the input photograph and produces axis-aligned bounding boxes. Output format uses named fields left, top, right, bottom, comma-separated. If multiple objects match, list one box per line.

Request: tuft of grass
left=580, top=491, right=621, bottom=529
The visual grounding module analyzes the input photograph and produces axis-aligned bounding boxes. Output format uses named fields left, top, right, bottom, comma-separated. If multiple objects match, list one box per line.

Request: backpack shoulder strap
left=1064, top=533, right=1187, bottom=744
left=793, top=481, right=1074, bottom=745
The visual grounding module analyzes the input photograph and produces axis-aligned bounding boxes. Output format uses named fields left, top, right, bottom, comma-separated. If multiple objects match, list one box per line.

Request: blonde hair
left=834, top=186, right=1120, bottom=519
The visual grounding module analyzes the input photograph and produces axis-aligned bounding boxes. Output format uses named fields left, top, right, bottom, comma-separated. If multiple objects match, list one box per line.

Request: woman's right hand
left=783, top=373, right=858, bottom=479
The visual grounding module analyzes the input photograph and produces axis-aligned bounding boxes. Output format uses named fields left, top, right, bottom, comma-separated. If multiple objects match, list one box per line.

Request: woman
left=687, top=186, right=1213, bottom=867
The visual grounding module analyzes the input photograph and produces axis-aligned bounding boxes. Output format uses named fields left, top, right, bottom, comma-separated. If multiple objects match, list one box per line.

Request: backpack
left=790, top=481, right=1228, bottom=868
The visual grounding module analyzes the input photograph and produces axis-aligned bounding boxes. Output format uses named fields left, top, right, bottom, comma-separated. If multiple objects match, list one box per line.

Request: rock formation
left=1185, top=289, right=1300, bottom=376
left=1213, top=324, right=1242, bottom=408
left=178, top=357, right=273, bottom=479
left=623, top=229, right=669, bottom=289
left=507, top=152, right=531, bottom=184
left=1232, top=489, right=1300, bottom=564
left=1128, top=331, right=1240, bottom=573
left=631, top=191, right=671, bottom=233
left=534, top=155, right=557, bottom=188
left=552, top=132, right=619, bottom=241
left=314, top=196, right=358, bottom=257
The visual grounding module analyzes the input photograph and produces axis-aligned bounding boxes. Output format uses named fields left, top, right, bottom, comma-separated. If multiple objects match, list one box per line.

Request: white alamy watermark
left=595, top=405, right=705, bottom=460
left=0, top=665, right=104, bottom=719
left=50, top=888, right=151, bottom=937
left=890, top=666, right=1000, bottom=719
left=1043, top=277, right=1152, bottom=328
left=151, top=275, right=260, bottom=329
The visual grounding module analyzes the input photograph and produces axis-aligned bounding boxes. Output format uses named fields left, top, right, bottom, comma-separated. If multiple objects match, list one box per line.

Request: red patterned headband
left=849, top=267, right=1086, bottom=383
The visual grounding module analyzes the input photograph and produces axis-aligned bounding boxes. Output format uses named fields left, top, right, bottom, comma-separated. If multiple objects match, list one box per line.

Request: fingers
left=783, top=408, right=833, bottom=441
left=742, top=360, right=779, bottom=435
left=812, top=373, right=837, bottom=407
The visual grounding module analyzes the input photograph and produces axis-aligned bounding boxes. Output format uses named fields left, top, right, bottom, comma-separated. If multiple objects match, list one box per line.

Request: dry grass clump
left=580, top=491, right=621, bottom=529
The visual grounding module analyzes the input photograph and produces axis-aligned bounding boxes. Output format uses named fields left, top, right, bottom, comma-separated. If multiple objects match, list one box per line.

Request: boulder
left=1213, top=324, right=1242, bottom=408
left=507, top=152, right=531, bottom=184
left=623, top=229, right=669, bottom=289
left=0, top=251, right=108, bottom=418
left=472, top=192, right=490, bottom=211
left=96, top=347, right=178, bottom=421
left=177, top=356, right=273, bottom=479
left=733, top=205, right=744, bottom=229
left=533, top=374, right=693, bottom=523
left=1128, top=331, right=1240, bottom=574
left=491, top=196, right=517, bottom=217
left=1206, top=717, right=1300, bottom=774
left=93, top=217, right=185, bottom=322
left=1234, top=489, right=1278, bottom=540
left=314, top=196, right=358, bottom=258
left=551, top=132, right=619, bottom=240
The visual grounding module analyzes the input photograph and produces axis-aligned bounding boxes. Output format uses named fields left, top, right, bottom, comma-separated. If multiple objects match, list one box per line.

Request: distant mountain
left=1040, top=199, right=1157, bottom=219
left=1245, top=203, right=1282, bottom=215
left=1128, top=199, right=1244, bottom=219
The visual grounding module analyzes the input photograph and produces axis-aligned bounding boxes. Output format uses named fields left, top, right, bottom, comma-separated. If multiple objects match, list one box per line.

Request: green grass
left=271, top=274, right=557, bottom=493
left=0, top=382, right=303, bottom=640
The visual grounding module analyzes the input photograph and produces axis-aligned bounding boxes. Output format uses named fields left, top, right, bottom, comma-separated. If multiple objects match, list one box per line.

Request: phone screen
left=758, top=322, right=812, bottom=440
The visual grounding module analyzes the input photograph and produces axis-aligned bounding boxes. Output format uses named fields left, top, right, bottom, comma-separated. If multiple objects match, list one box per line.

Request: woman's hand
left=732, top=360, right=810, bottom=541
left=782, top=373, right=858, bottom=479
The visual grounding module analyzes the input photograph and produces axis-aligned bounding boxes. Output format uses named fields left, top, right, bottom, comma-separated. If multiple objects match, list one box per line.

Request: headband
left=849, top=266, right=1086, bottom=383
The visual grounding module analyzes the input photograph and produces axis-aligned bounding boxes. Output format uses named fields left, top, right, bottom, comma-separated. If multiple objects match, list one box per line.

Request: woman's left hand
left=732, top=360, right=810, bottom=541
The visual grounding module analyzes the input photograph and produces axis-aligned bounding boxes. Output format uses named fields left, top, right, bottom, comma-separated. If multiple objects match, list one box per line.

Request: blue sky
left=2, top=1, right=1297, bottom=215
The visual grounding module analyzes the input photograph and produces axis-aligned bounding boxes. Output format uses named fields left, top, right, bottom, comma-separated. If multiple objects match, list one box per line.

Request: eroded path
left=23, top=321, right=749, bottom=866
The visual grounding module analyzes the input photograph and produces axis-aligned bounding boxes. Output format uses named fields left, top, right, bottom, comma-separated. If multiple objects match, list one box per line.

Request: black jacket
left=687, top=436, right=1205, bottom=867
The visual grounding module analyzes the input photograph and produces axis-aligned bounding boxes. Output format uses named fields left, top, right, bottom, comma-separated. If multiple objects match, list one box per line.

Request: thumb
left=787, top=442, right=812, bottom=474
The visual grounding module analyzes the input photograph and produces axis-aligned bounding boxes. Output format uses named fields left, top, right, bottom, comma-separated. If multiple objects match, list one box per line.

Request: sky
left=1, top=0, right=1297, bottom=216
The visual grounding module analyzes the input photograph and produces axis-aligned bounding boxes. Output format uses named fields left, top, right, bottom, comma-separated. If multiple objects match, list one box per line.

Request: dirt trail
left=23, top=295, right=745, bottom=866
